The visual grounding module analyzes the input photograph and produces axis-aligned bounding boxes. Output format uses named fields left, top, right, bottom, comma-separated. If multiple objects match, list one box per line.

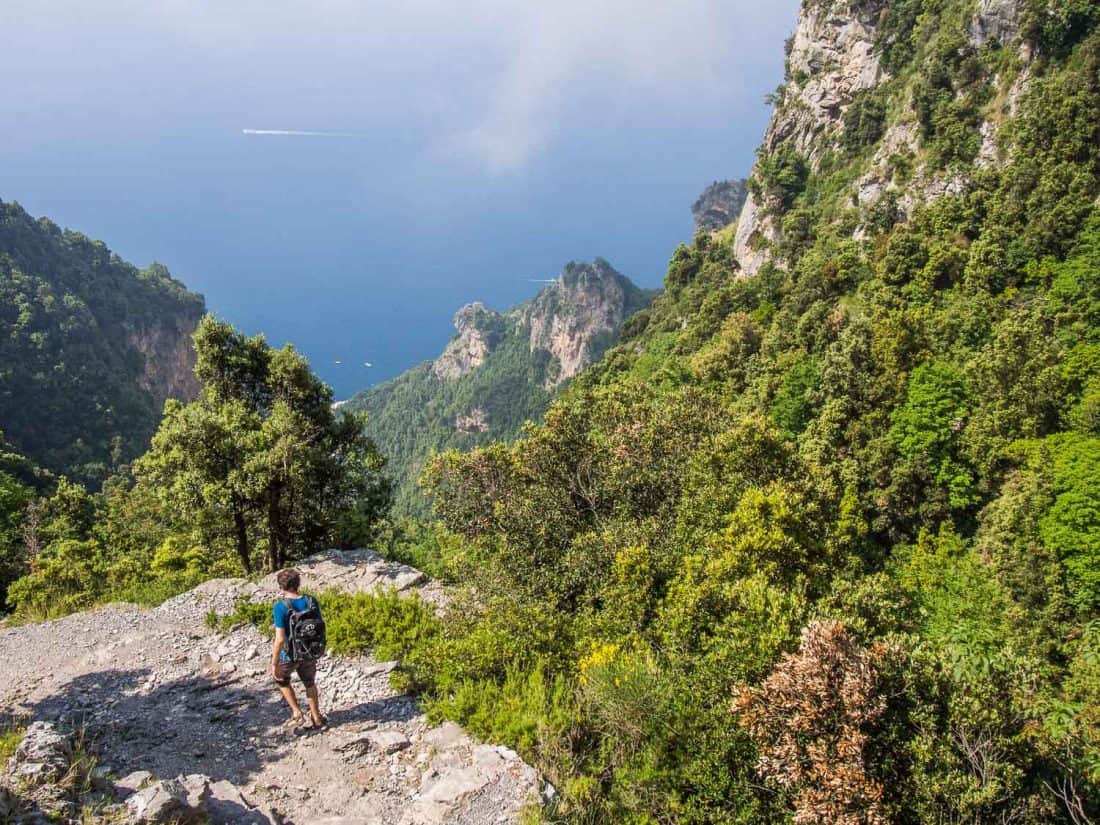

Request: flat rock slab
left=366, top=729, right=411, bottom=754
left=256, top=549, right=427, bottom=598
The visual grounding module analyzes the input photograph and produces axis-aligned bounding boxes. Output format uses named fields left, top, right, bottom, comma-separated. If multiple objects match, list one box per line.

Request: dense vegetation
left=328, top=2, right=1099, bottom=821
left=1, top=317, right=392, bottom=617
left=344, top=342, right=553, bottom=517
left=0, top=201, right=205, bottom=484
left=344, top=261, right=653, bottom=516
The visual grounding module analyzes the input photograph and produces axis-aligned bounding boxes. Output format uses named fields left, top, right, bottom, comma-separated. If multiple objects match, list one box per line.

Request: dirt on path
left=0, top=550, right=540, bottom=824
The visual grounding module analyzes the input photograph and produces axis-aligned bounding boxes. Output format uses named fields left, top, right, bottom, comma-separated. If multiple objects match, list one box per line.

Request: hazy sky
left=1, top=0, right=799, bottom=397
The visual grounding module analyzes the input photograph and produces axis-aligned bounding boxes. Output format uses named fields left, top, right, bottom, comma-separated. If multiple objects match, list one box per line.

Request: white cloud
left=7, top=0, right=797, bottom=173
left=450, top=0, right=796, bottom=172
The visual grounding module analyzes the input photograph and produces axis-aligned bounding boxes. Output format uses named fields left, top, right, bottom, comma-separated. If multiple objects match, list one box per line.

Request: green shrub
left=321, top=589, right=441, bottom=661
left=0, top=722, right=25, bottom=762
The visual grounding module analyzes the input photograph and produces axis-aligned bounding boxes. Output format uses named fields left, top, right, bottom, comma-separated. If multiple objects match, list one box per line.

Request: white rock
left=367, top=730, right=412, bottom=755
left=126, top=778, right=203, bottom=823
left=9, top=721, right=70, bottom=784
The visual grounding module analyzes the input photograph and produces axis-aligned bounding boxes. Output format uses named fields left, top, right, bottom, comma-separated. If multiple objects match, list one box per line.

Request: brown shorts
left=273, top=659, right=317, bottom=689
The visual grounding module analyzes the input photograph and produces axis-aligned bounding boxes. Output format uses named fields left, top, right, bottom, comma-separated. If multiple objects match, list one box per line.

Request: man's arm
left=271, top=627, right=286, bottom=675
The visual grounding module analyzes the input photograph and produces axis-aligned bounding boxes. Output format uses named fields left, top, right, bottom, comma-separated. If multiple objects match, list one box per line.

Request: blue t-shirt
left=273, top=595, right=313, bottom=662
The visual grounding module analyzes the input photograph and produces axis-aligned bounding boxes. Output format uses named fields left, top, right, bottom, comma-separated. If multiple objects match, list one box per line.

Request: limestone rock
left=732, top=191, right=780, bottom=278
left=525, top=260, right=651, bottom=387
left=692, top=179, right=748, bottom=233
left=454, top=406, right=489, bottom=434
left=735, top=0, right=885, bottom=275
left=969, top=0, right=1024, bottom=47
left=127, top=314, right=202, bottom=409
left=432, top=303, right=504, bottom=381
left=8, top=721, right=71, bottom=785
left=181, top=775, right=277, bottom=825
left=114, top=769, right=155, bottom=799
left=421, top=721, right=467, bottom=751
left=125, top=778, right=204, bottom=823
left=366, top=730, right=411, bottom=755
left=768, top=0, right=883, bottom=163
left=255, top=548, right=426, bottom=597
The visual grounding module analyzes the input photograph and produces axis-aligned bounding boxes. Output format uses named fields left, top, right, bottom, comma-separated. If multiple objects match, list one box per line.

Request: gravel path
left=0, top=551, right=539, bottom=824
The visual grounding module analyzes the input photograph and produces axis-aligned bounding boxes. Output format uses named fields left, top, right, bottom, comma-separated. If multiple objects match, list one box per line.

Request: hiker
left=270, top=568, right=328, bottom=731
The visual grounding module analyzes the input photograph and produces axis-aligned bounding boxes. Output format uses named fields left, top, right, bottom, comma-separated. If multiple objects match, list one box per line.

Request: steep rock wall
left=128, top=313, right=202, bottom=409
left=432, top=303, right=505, bottom=381
left=733, top=0, right=1032, bottom=276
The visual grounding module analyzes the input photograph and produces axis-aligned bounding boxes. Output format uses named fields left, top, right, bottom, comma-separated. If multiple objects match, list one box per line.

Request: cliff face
left=692, top=179, right=749, bottom=233
left=733, top=0, right=1035, bottom=277
left=431, top=260, right=653, bottom=390
left=770, top=0, right=883, bottom=164
left=431, top=303, right=505, bottom=381
left=735, top=0, right=885, bottom=275
left=525, top=260, right=652, bottom=387
left=344, top=259, right=654, bottom=515
left=128, top=313, right=203, bottom=409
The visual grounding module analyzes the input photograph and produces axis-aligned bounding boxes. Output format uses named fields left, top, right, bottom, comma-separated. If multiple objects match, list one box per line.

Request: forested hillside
left=0, top=201, right=204, bottom=484
left=403, top=0, right=1100, bottom=821
left=344, top=259, right=653, bottom=515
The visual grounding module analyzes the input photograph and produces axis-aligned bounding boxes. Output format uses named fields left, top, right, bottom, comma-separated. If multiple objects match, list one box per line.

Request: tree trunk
left=267, top=483, right=285, bottom=572
left=232, top=502, right=252, bottom=575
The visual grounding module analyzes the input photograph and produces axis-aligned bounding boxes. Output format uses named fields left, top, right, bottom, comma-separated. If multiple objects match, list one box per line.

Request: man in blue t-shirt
left=270, top=568, right=326, bottom=730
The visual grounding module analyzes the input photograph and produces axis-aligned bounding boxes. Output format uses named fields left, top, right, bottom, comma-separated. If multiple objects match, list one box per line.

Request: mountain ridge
left=0, top=200, right=205, bottom=483
left=344, top=259, right=654, bottom=515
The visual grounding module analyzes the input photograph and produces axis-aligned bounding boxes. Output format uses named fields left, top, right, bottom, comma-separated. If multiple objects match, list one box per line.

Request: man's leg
left=274, top=662, right=305, bottom=722
left=305, top=685, right=322, bottom=725
left=279, top=685, right=305, bottom=719
left=300, top=662, right=323, bottom=726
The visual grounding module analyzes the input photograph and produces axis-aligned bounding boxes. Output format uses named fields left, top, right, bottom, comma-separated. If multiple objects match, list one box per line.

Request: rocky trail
left=0, top=550, right=541, bottom=824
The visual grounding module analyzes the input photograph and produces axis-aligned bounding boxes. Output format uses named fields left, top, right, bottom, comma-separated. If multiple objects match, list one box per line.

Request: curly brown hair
left=276, top=568, right=301, bottom=592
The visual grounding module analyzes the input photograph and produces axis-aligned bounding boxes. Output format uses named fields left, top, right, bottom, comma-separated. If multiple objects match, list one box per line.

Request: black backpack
left=283, top=596, right=327, bottom=661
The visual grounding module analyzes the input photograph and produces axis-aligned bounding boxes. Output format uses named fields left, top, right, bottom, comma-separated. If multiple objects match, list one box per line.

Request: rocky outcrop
left=969, top=0, right=1025, bottom=47
left=455, top=407, right=489, bottom=434
left=128, top=313, right=202, bottom=407
left=0, top=550, right=535, bottom=824
left=767, top=0, right=884, bottom=164
left=344, top=260, right=653, bottom=515
left=733, top=0, right=886, bottom=276
left=125, top=777, right=203, bottom=824
left=432, top=261, right=651, bottom=388
left=7, top=721, right=70, bottom=785
left=732, top=0, right=1038, bottom=274
left=526, top=259, right=650, bottom=387
left=692, top=179, right=749, bottom=233
left=732, top=191, right=779, bottom=278
left=432, top=303, right=505, bottom=381
left=3, top=721, right=75, bottom=819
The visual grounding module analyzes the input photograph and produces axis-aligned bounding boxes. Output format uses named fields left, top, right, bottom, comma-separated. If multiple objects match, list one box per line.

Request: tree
left=136, top=316, right=391, bottom=573
left=890, top=361, right=976, bottom=509
left=0, top=469, right=33, bottom=609
left=732, top=620, right=892, bottom=825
